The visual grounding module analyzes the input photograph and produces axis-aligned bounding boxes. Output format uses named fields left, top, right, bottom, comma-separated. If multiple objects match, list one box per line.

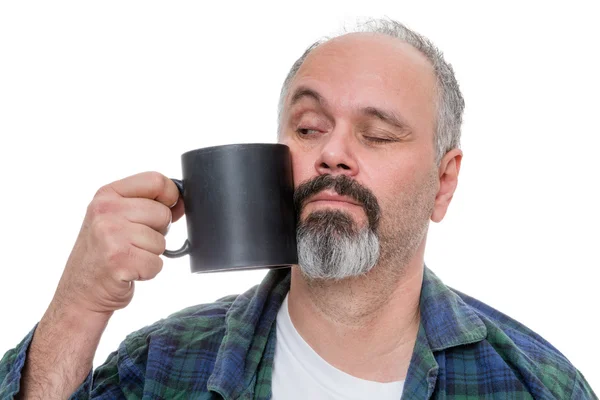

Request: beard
left=296, top=209, right=380, bottom=280
left=294, top=172, right=437, bottom=281
left=294, top=174, right=381, bottom=281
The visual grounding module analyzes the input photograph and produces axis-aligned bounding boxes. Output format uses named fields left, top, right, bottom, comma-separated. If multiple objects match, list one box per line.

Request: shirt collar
left=206, top=265, right=488, bottom=399
left=419, top=266, right=487, bottom=351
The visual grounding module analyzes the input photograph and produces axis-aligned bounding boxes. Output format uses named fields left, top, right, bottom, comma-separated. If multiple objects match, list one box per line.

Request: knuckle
left=138, top=255, right=163, bottom=281
left=94, top=184, right=115, bottom=198
left=87, top=197, right=117, bottom=219
left=146, top=171, right=166, bottom=195
left=91, top=218, right=121, bottom=239
left=106, top=244, right=132, bottom=266
left=114, top=266, right=132, bottom=283
left=150, top=256, right=164, bottom=276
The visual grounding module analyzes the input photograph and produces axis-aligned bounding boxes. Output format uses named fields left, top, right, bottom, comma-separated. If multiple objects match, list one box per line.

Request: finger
left=170, top=196, right=185, bottom=223
left=107, top=171, right=180, bottom=207
left=114, top=246, right=164, bottom=283
left=121, top=198, right=173, bottom=234
left=127, top=222, right=167, bottom=255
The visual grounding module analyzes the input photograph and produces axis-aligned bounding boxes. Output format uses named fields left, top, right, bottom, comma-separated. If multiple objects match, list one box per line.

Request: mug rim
left=182, top=143, right=289, bottom=158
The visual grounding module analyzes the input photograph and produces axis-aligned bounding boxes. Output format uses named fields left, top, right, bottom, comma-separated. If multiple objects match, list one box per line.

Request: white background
left=1, top=0, right=598, bottom=392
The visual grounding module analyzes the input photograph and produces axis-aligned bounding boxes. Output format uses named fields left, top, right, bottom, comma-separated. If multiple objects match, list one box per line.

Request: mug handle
left=163, top=178, right=191, bottom=258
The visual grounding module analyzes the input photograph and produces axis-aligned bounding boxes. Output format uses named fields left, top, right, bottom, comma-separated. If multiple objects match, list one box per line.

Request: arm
left=16, top=303, right=110, bottom=399
left=0, top=172, right=182, bottom=399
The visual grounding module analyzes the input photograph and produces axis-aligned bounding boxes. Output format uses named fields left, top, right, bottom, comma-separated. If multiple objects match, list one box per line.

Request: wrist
left=42, top=296, right=113, bottom=339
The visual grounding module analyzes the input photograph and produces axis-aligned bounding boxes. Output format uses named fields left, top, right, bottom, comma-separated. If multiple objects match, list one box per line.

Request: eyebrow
left=288, top=85, right=413, bottom=133
left=361, top=106, right=412, bottom=132
left=289, top=86, right=329, bottom=109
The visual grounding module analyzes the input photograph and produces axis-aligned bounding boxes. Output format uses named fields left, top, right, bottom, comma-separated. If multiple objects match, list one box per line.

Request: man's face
left=279, top=33, right=442, bottom=279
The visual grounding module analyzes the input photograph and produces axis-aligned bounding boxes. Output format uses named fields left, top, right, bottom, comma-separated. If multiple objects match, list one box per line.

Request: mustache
left=293, top=174, right=381, bottom=231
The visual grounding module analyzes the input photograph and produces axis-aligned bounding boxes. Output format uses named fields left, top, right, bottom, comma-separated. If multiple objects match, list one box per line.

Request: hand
left=52, top=171, right=185, bottom=317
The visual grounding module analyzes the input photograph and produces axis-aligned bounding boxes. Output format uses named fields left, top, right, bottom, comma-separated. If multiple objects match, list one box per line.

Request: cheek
left=362, top=159, right=410, bottom=196
left=284, top=143, right=317, bottom=188
left=291, top=158, right=313, bottom=190
left=367, top=164, right=425, bottom=211
left=381, top=168, right=439, bottom=225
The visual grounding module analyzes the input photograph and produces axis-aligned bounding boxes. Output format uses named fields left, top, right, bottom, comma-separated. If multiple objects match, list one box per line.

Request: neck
left=287, top=240, right=425, bottom=383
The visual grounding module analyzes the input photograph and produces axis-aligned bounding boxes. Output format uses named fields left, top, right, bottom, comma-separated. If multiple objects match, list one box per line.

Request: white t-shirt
left=272, top=294, right=405, bottom=399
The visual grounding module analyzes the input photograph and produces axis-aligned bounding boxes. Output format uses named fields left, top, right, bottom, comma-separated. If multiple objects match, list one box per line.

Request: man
left=0, top=18, right=596, bottom=399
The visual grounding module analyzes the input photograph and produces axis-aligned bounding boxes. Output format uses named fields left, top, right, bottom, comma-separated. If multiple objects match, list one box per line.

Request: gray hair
left=277, top=18, right=465, bottom=165
left=297, top=211, right=380, bottom=280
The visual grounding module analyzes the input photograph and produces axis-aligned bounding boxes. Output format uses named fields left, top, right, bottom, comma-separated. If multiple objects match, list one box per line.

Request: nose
left=314, top=128, right=359, bottom=177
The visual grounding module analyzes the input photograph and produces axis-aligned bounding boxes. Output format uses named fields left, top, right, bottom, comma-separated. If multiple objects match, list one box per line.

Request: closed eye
left=364, top=136, right=396, bottom=143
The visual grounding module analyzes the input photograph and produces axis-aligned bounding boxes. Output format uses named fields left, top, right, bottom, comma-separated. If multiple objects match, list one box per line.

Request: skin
left=279, top=32, right=462, bottom=382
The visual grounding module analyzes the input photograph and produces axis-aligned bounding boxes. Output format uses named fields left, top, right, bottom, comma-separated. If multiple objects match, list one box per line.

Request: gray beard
left=296, top=210, right=380, bottom=281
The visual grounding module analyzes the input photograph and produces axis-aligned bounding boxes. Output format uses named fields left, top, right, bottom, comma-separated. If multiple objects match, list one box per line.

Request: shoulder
left=114, top=288, right=262, bottom=370
left=124, top=291, right=250, bottom=351
left=450, top=287, right=591, bottom=398
left=452, top=287, right=563, bottom=357
left=115, top=268, right=290, bottom=366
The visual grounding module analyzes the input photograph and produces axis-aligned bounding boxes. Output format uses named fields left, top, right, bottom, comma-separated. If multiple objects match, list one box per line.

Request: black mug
left=163, top=143, right=298, bottom=273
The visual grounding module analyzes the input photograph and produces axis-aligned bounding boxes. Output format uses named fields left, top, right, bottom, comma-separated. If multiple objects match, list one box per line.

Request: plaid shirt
left=1, top=266, right=596, bottom=399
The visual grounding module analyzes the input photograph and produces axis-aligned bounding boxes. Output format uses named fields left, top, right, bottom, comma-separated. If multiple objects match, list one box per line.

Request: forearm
left=17, top=301, right=111, bottom=399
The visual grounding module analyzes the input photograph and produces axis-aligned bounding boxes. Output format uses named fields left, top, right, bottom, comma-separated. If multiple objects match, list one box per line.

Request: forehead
left=286, top=33, right=437, bottom=133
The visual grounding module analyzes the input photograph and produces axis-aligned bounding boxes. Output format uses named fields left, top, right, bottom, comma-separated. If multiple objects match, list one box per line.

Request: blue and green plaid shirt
left=1, top=266, right=597, bottom=399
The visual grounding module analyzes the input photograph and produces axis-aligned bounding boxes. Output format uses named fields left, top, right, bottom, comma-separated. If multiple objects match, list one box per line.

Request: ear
left=431, top=148, right=462, bottom=223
